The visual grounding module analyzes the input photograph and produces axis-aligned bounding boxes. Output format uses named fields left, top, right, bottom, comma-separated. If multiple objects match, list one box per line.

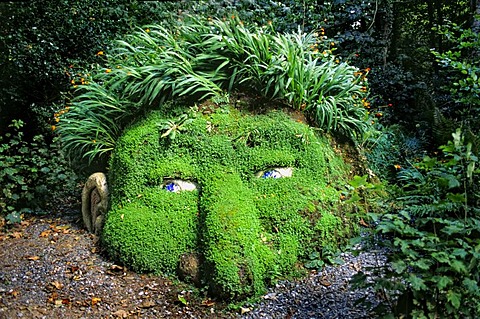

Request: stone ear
left=82, top=172, right=109, bottom=235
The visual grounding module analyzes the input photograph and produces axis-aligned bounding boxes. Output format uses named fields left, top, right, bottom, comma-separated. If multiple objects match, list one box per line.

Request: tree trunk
left=473, top=0, right=480, bottom=34
left=377, top=0, right=394, bottom=66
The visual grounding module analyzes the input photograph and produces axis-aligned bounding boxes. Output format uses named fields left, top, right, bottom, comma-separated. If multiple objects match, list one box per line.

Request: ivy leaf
left=451, top=260, right=467, bottom=274
left=441, top=220, right=465, bottom=236
left=415, top=259, right=431, bottom=270
left=451, top=248, right=468, bottom=259
left=433, top=276, right=453, bottom=290
left=409, top=274, right=428, bottom=291
left=445, top=174, right=460, bottom=188
left=391, top=260, right=407, bottom=274
left=462, top=278, right=479, bottom=295
left=432, top=251, right=450, bottom=263
left=348, top=175, right=368, bottom=188
left=447, top=290, right=461, bottom=309
left=446, top=193, right=465, bottom=203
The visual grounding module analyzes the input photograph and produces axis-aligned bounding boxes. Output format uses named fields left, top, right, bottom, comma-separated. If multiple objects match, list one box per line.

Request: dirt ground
left=0, top=203, right=239, bottom=319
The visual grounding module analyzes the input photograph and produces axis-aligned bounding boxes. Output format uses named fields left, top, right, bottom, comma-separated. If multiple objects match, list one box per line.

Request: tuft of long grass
left=58, top=16, right=369, bottom=164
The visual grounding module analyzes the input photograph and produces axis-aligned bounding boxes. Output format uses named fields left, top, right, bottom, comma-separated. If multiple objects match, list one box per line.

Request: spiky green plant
left=58, top=16, right=369, bottom=165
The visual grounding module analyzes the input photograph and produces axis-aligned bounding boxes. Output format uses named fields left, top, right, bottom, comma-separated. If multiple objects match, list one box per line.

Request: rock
left=81, top=172, right=108, bottom=235
left=177, top=252, right=202, bottom=286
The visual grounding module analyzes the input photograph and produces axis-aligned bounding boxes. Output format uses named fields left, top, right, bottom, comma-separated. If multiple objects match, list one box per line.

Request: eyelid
left=163, top=179, right=198, bottom=192
left=255, top=167, right=293, bottom=178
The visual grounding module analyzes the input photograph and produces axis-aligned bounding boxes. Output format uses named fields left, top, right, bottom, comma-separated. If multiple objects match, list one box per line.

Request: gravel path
left=1, top=209, right=387, bottom=319
left=242, top=249, right=386, bottom=319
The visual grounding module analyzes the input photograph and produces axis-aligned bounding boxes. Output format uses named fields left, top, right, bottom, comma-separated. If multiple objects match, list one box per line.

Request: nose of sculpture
left=198, top=170, right=273, bottom=299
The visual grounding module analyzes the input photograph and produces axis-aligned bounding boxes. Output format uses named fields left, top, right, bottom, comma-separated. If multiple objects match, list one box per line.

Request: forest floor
left=0, top=197, right=384, bottom=319
left=0, top=198, right=237, bottom=319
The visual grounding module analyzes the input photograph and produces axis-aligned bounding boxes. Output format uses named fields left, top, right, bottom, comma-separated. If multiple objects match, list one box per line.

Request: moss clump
left=102, top=104, right=356, bottom=300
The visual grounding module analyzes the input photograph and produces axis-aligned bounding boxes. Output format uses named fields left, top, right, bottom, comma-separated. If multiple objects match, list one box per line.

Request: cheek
left=102, top=191, right=199, bottom=273
left=251, top=177, right=314, bottom=219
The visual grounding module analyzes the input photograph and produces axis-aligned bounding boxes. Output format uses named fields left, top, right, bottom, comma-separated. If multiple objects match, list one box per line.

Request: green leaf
left=348, top=175, right=368, bottom=188
left=446, top=193, right=465, bottom=203
left=415, top=259, right=431, bottom=270
left=177, top=294, right=188, bottom=305
left=447, top=290, right=461, bottom=309
left=462, top=278, right=479, bottom=295
left=433, top=275, right=453, bottom=290
left=40, top=167, right=51, bottom=173
left=451, top=260, right=467, bottom=274
left=432, top=252, right=450, bottom=263
left=391, top=260, right=407, bottom=274
left=5, top=212, right=22, bottom=224
left=409, top=274, right=428, bottom=291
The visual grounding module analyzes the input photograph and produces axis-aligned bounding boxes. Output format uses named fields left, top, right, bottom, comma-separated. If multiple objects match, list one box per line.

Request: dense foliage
left=354, top=130, right=480, bottom=318
left=0, top=120, right=77, bottom=222
left=57, top=16, right=369, bottom=166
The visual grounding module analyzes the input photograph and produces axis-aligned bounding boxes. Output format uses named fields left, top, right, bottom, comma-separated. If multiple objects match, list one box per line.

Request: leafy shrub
left=0, top=0, right=167, bottom=136
left=58, top=16, right=369, bottom=166
left=354, top=129, right=480, bottom=318
left=433, top=23, right=480, bottom=129
left=0, top=120, right=77, bottom=223
left=362, top=124, right=427, bottom=181
left=102, top=104, right=356, bottom=300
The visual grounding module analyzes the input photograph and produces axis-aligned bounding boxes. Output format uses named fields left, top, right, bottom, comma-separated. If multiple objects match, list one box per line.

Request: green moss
left=103, top=105, right=355, bottom=300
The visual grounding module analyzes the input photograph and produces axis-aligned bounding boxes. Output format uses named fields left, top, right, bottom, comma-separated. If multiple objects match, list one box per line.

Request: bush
left=0, top=0, right=167, bottom=136
left=362, top=124, right=427, bottom=181
left=354, top=129, right=480, bottom=318
left=102, top=103, right=357, bottom=300
left=0, top=120, right=77, bottom=223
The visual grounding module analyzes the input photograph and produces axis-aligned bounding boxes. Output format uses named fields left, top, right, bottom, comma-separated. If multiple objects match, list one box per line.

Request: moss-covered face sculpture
left=102, top=105, right=353, bottom=300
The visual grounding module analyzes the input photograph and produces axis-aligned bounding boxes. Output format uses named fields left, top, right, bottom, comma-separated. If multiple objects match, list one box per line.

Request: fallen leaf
left=7, top=290, right=20, bottom=297
left=240, top=307, right=252, bottom=315
left=53, top=225, right=71, bottom=234
left=140, top=299, right=155, bottom=308
left=46, top=281, right=63, bottom=291
left=107, top=264, right=125, bottom=275
left=112, top=309, right=129, bottom=318
left=20, top=220, right=30, bottom=227
left=10, top=232, right=23, bottom=239
left=67, top=265, right=80, bottom=273
left=263, top=293, right=278, bottom=300
left=40, top=230, right=52, bottom=237
left=26, top=255, right=40, bottom=261
left=320, top=277, right=332, bottom=287
left=352, top=262, right=362, bottom=271
left=91, top=297, right=101, bottom=306
left=201, top=299, right=215, bottom=307
left=47, top=292, right=59, bottom=304
left=359, top=218, right=370, bottom=228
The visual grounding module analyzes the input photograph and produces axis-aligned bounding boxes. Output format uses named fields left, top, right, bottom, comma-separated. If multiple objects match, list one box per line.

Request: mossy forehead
left=103, top=105, right=354, bottom=300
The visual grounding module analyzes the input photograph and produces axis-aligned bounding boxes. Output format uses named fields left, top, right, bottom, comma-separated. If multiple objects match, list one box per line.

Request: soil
left=0, top=200, right=238, bottom=319
left=0, top=199, right=385, bottom=319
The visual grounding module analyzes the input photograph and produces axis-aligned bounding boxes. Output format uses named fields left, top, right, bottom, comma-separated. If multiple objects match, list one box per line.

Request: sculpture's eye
left=163, top=180, right=197, bottom=192
left=256, top=167, right=293, bottom=179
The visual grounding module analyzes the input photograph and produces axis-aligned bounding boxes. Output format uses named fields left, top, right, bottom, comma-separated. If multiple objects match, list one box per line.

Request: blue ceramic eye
left=165, top=182, right=180, bottom=192
left=262, top=170, right=281, bottom=179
